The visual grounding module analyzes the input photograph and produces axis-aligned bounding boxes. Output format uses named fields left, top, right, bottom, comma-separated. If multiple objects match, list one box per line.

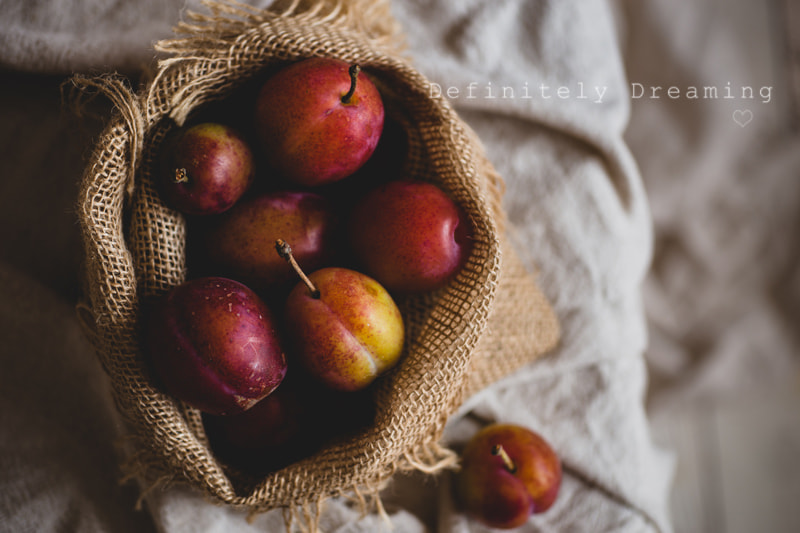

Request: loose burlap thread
left=75, top=0, right=559, bottom=526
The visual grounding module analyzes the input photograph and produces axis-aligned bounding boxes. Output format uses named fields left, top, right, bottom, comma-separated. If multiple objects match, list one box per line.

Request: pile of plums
left=141, top=57, right=473, bottom=472
left=141, top=56, right=562, bottom=523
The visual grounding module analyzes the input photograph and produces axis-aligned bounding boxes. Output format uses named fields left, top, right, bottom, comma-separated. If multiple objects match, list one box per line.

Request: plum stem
left=341, top=64, right=360, bottom=104
left=275, top=239, right=321, bottom=299
left=491, top=444, right=517, bottom=474
left=174, top=168, right=189, bottom=184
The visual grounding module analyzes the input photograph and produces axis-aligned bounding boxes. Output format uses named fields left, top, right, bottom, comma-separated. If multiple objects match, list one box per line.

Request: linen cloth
left=619, top=0, right=800, bottom=413
left=0, top=0, right=677, bottom=531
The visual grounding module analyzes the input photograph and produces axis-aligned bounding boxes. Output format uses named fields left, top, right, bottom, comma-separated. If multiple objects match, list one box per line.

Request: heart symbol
left=733, top=109, right=753, bottom=127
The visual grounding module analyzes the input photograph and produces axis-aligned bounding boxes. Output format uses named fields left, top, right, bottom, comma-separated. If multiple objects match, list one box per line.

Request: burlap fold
left=75, top=0, right=559, bottom=522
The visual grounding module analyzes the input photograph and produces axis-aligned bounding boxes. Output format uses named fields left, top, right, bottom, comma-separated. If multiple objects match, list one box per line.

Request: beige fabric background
left=3, top=0, right=795, bottom=531
left=619, top=0, right=800, bottom=413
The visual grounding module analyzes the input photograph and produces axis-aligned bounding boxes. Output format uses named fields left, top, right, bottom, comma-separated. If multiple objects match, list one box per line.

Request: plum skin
left=283, top=267, right=405, bottom=392
left=456, top=424, right=562, bottom=529
left=203, top=378, right=309, bottom=473
left=197, top=191, right=338, bottom=293
left=348, top=180, right=472, bottom=294
left=159, top=122, right=254, bottom=216
left=143, top=276, right=287, bottom=415
left=254, top=57, right=385, bottom=186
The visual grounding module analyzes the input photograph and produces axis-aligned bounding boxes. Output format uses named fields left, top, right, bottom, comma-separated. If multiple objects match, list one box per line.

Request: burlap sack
left=75, top=0, right=559, bottom=524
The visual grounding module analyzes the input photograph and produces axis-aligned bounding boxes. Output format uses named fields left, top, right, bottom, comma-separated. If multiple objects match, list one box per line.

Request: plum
left=277, top=241, right=405, bottom=392
left=142, top=276, right=287, bottom=415
left=455, top=423, right=562, bottom=529
left=254, top=58, right=384, bottom=186
left=158, top=122, right=254, bottom=215
left=348, top=180, right=472, bottom=294
left=196, top=190, right=338, bottom=294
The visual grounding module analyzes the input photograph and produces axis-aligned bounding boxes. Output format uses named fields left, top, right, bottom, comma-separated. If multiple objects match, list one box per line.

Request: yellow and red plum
left=283, top=267, right=404, bottom=392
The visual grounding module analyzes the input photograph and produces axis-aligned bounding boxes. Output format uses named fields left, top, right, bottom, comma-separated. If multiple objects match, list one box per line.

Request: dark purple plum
left=203, top=378, right=309, bottom=474
left=203, top=369, right=376, bottom=474
left=143, top=276, right=286, bottom=415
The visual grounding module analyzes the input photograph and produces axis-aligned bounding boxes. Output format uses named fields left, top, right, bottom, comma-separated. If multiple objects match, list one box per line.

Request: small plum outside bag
left=75, top=0, right=559, bottom=524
